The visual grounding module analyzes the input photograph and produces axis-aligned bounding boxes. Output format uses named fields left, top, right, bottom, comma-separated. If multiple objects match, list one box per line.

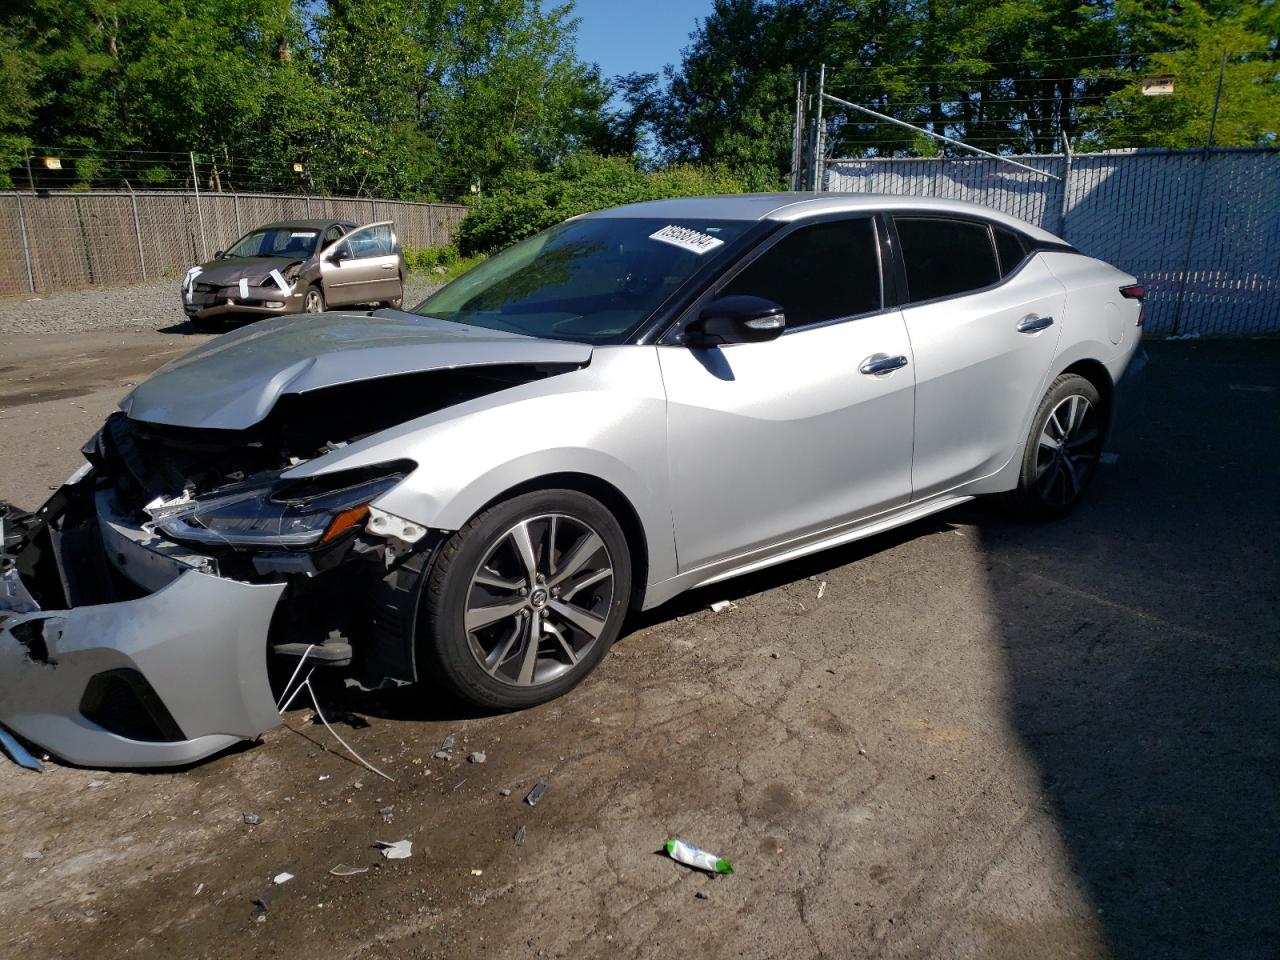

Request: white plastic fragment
left=468, top=752, right=486, bottom=764
left=375, top=839, right=412, bottom=860
left=330, top=864, right=368, bottom=877
left=273, top=872, right=294, bottom=885
left=817, top=581, right=826, bottom=599
left=710, top=600, right=736, bottom=613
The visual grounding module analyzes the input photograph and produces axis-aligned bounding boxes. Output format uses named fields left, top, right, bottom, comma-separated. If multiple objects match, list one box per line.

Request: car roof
left=582, top=192, right=1063, bottom=243
left=252, top=219, right=352, bottom=231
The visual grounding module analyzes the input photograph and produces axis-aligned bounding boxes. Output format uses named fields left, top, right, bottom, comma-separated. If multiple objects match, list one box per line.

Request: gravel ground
left=0, top=276, right=442, bottom=336
left=1, top=330, right=1277, bottom=960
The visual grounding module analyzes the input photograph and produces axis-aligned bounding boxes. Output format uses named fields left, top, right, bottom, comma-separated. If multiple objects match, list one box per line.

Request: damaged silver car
left=181, top=219, right=405, bottom=329
left=0, top=193, right=1145, bottom=768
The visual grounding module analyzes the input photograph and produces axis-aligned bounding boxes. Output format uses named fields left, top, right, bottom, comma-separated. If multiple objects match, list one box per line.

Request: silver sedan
left=0, top=193, right=1146, bottom=767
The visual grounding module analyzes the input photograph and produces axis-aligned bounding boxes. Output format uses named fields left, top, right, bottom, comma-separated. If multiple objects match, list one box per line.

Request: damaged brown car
left=181, top=219, right=405, bottom=329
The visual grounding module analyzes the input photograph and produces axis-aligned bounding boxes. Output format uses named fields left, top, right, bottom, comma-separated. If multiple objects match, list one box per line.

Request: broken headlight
left=149, top=466, right=408, bottom=550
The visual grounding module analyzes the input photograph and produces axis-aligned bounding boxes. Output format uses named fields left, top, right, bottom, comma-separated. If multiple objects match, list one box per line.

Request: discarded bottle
left=664, top=839, right=734, bottom=875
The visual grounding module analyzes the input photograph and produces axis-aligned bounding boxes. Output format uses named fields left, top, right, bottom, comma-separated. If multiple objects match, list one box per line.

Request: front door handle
left=1017, top=314, right=1055, bottom=333
left=380, top=263, right=396, bottom=270
left=859, top=353, right=909, bottom=376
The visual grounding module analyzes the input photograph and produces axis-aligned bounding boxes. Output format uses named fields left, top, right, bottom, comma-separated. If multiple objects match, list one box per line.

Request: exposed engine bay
left=0, top=360, right=580, bottom=768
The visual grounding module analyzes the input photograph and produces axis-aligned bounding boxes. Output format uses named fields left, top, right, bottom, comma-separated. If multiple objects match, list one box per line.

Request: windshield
left=413, top=217, right=753, bottom=344
left=223, top=227, right=321, bottom=260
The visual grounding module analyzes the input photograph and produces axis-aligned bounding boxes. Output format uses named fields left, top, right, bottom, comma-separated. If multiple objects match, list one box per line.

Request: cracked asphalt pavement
left=0, top=311, right=1276, bottom=960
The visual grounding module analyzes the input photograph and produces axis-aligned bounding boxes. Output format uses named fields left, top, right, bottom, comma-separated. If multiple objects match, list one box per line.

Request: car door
left=318, top=221, right=400, bottom=305
left=658, top=215, right=916, bottom=572
left=891, top=215, right=1066, bottom=500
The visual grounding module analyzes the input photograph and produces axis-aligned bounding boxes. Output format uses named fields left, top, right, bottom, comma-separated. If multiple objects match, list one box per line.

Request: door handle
left=379, top=264, right=395, bottom=270
left=859, top=353, right=909, bottom=376
left=1017, top=314, right=1054, bottom=333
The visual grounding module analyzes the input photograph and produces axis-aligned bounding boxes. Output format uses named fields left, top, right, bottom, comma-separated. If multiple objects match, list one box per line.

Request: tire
left=382, top=296, right=404, bottom=310
left=303, top=285, right=326, bottom=314
left=418, top=489, right=631, bottom=710
left=1005, top=373, right=1105, bottom=518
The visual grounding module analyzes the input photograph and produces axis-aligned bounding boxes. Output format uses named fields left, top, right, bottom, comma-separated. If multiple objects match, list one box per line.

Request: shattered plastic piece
left=817, top=581, right=826, bottom=599
left=318, top=775, right=331, bottom=781
left=330, top=863, right=369, bottom=877
left=696, top=890, right=711, bottom=900
left=375, top=839, right=412, bottom=860
left=273, top=872, right=294, bottom=885
left=442, top=733, right=457, bottom=751
left=22, top=850, right=42, bottom=861
left=471, top=868, right=483, bottom=876
left=379, top=806, right=394, bottom=823
left=709, top=600, right=735, bottom=613
left=468, top=751, right=486, bottom=764
left=499, top=788, right=512, bottom=797
left=514, top=825, right=526, bottom=847
left=0, top=727, right=44, bottom=771
left=195, top=882, right=205, bottom=895
left=243, top=812, right=262, bottom=826
left=525, top=782, right=548, bottom=807
left=664, top=839, right=734, bottom=875
left=88, top=779, right=106, bottom=789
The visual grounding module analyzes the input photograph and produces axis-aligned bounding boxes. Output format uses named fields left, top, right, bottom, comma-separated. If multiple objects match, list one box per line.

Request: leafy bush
left=456, top=155, right=780, bottom=256
left=403, top=243, right=485, bottom=283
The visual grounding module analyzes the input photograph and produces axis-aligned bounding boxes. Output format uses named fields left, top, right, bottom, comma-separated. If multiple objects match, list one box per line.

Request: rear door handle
left=1017, top=314, right=1054, bottom=333
left=859, top=353, right=909, bottom=376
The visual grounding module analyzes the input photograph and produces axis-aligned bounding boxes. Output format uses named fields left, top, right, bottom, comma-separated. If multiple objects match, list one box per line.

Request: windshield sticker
left=650, top=225, right=725, bottom=255
left=290, top=231, right=318, bottom=238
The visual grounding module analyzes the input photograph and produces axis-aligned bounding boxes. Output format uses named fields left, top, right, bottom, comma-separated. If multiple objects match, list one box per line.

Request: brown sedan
left=180, top=219, right=406, bottom=328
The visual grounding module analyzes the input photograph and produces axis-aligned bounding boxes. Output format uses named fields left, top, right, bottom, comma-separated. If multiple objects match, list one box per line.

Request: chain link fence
left=826, top=146, right=1280, bottom=337
left=0, top=190, right=467, bottom=297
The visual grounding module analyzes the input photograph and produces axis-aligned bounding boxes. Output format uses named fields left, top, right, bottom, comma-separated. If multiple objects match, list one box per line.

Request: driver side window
left=720, top=217, right=882, bottom=330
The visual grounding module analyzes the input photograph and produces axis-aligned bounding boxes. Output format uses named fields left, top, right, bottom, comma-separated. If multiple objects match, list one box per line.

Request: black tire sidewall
left=420, top=489, right=632, bottom=710
left=1014, top=373, right=1104, bottom=518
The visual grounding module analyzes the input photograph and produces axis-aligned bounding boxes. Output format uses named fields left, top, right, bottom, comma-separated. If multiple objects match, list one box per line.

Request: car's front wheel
left=418, top=489, right=631, bottom=710
left=303, top=285, right=326, bottom=314
left=1006, top=373, right=1105, bottom=518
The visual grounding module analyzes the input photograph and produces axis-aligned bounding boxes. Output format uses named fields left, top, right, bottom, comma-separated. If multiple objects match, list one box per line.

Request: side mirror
left=328, top=247, right=348, bottom=264
left=213, top=250, right=224, bottom=259
left=685, top=295, right=786, bottom=347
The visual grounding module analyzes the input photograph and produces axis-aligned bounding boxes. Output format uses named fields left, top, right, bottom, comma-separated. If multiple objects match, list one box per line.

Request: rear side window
left=894, top=217, right=1000, bottom=302
left=993, top=227, right=1027, bottom=275
left=720, top=217, right=881, bottom=329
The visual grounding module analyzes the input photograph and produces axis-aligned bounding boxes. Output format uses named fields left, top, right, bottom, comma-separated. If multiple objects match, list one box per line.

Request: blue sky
left=568, top=0, right=713, bottom=79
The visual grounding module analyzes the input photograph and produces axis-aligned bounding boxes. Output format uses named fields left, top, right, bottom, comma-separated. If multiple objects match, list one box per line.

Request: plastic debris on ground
left=273, top=872, right=294, bottom=885
left=379, top=806, right=394, bottom=823
left=499, top=788, right=512, bottom=797
left=442, top=733, right=457, bottom=751
left=709, top=600, right=736, bottom=613
left=514, top=825, right=526, bottom=847
left=468, top=751, right=486, bottom=764
left=664, top=839, right=735, bottom=875
left=817, top=581, right=826, bottom=599
left=22, top=850, right=42, bottom=861
left=375, top=839, right=413, bottom=860
left=243, top=812, right=262, bottom=826
left=525, top=782, right=548, bottom=807
left=471, top=869, right=483, bottom=876
left=0, top=727, right=43, bottom=771
left=330, top=864, right=369, bottom=877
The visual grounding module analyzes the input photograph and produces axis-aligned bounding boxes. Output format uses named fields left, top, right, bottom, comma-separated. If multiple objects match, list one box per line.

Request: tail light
left=1120, top=283, right=1146, bottom=326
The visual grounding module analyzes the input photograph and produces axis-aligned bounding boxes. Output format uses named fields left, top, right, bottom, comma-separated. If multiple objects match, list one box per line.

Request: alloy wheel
left=463, top=513, right=614, bottom=687
left=1035, top=394, right=1101, bottom=507
left=305, top=290, right=323, bottom=313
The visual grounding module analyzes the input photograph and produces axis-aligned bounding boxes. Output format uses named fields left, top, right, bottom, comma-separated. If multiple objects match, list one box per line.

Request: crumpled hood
left=120, top=311, right=593, bottom=430
left=190, top=256, right=303, bottom=286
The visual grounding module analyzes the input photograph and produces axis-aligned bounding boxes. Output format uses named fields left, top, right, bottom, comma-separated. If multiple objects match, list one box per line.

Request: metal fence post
left=233, top=191, right=242, bottom=236
left=14, top=189, right=36, bottom=293
left=1058, top=131, right=1074, bottom=241
left=813, top=64, right=827, bottom=192
left=127, top=183, right=146, bottom=280
left=189, top=152, right=208, bottom=260
left=1171, top=50, right=1228, bottom=337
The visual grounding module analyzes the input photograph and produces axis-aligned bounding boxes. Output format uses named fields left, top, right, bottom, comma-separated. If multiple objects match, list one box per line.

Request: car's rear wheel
left=418, top=490, right=631, bottom=710
left=1006, top=373, right=1105, bottom=518
left=303, top=285, right=325, bottom=314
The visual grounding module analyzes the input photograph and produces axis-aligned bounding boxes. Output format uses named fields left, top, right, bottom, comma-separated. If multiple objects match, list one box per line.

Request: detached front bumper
left=182, top=289, right=305, bottom=321
left=0, top=484, right=286, bottom=768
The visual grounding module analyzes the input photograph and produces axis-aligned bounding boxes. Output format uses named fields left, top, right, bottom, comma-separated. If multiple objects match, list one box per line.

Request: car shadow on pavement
left=979, top=341, right=1280, bottom=958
